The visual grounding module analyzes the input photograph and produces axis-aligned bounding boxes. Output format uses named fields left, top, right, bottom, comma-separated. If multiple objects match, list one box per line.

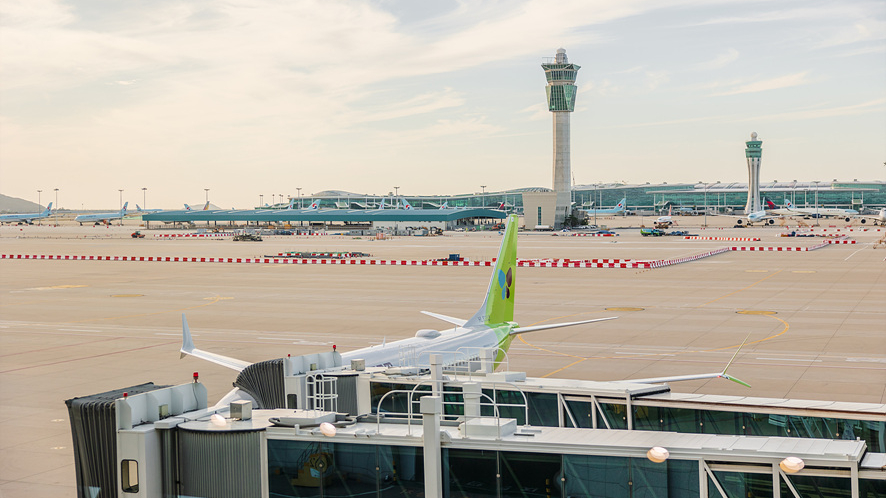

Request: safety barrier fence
left=153, top=233, right=234, bottom=237
left=1, top=238, right=854, bottom=270
left=683, top=237, right=760, bottom=241
left=570, top=233, right=617, bottom=237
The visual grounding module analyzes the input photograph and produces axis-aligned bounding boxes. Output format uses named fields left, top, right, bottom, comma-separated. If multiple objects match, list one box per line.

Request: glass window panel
left=563, top=454, right=629, bottom=498
left=267, top=439, right=324, bottom=498
left=500, top=451, right=561, bottom=498
left=782, top=474, right=853, bottom=498
left=121, top=459, right=139, bottom=493
left=379, top=445, right=424, bottom=498
left=324, top=442, right=378, bottom=498
left=444, top=448, right=498, bottom=498
left=861, top=478, right=886, bottom=498
left=711, top=470, right=772, bottom=498
left=598, top=401, right=629, bottom=430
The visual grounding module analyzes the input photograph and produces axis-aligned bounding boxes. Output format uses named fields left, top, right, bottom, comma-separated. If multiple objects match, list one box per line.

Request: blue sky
left=1, top=0, right=884, bottom=209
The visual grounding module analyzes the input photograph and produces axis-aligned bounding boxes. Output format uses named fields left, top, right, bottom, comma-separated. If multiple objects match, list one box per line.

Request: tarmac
left=1, top=215, right=884, bottom=497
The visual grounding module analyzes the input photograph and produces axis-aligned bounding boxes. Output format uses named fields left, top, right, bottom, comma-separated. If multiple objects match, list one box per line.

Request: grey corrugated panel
left=235, top=358, right=285, bottom=409
left=65, top=383, right=170, bottom=498
left=178, top=430, right=262, bottom=498
left=333, top=374, right=358, bottom=415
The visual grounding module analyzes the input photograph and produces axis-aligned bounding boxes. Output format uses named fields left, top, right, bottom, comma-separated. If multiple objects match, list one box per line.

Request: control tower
left=744, top=132, right=763, bottom=214
left=542, top=48, right=580, bottom=227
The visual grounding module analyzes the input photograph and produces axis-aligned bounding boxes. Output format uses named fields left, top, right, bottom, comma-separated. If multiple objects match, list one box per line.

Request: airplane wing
left=180, top=315, right=252, bottom=371
left=510, top=316, right=617, bottom=335
left=421, top=311, right=467, bottom=327
left=628, top=332, right=751, bottom=387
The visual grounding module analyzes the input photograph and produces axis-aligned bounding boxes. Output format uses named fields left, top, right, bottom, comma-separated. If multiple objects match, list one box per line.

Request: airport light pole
left=703, top=182, right=708, bottom=228
left=37, top=190, right=43, bottom=225
left=296, top=188, right=302, bottom=208
left=142, top=187, right=147, bottom=209
left=204, top=188, right=210, bottom=204
left=394, top=186, right=400, bottom=198
left=813, top=181, right=820, bottom=226
left=260, top=194, right=263, bottom=206
left=54, top=188, right=59, bottom=226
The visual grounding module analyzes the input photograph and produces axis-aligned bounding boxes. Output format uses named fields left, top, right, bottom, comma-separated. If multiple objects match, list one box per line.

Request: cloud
left=740, top=98, right=886, bottom=122
left=645, top=70, right=669, bottom=90
left=713, top=72, right=810, bottom=96
left=518, top=103, right=550, bottom=122
left=696, top=48, right=739, bottom=70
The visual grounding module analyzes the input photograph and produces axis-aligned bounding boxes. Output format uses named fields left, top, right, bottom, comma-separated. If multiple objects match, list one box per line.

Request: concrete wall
left=522, top=192, right=557, bottom=228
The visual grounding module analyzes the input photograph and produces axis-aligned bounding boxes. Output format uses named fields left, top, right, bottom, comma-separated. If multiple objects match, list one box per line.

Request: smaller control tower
left=744, top=132, right=762, bottom=214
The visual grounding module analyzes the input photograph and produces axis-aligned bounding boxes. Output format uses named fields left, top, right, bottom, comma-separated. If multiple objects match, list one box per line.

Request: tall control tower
left=744, top=132, right=762, bottom=214
left=542, top=48, right=580, bottom=227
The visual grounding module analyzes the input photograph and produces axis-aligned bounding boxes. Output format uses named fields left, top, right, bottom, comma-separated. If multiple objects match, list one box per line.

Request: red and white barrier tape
left=684, top=237, right=761, bottom=241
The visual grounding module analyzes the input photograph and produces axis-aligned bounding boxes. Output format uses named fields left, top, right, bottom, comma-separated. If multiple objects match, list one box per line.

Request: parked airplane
left=586, top=197, right=626, bottom=215
left=181, top=214, right=748, bottom=404
left=183, top=202, right=211, bottom=211
left=0, top=202, right=53, bottom=224
left=135, top=204, right=163, bottom=214
left=782, top=199, right=859, bottom=221
left=399, top=198, right=415, bottom=210
left=854, top=208, right=886, bottom=225
left=74, top=202, right=129, bottom=225
left=654, top=206, right=674, bottom=227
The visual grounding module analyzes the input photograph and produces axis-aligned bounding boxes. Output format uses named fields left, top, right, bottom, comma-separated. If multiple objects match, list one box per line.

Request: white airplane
left=587, top=197, right=627, bottom=215
left=854, top=208, right=886, bottom=225
left=180, top=214, right=749, bottom=406
left=75, top=202, right=128, bottom=225
left=781, top=199, right=859, bottom=221
left=135, top=204, right=163, bottom=214
left=654, top=206, right=674, bottom=227
left=0, top=202, right=53, bottom=224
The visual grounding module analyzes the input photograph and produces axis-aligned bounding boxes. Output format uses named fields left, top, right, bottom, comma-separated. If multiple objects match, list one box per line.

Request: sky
left=1, top=0, right=884, bottom=209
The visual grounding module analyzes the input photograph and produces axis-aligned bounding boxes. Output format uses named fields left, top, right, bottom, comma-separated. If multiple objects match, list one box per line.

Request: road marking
left=59, top=328, right=100, bottom=332
left=846, top=358, right=886, bottom=363
left=756, top=357, right=821, bottom=362
left=844, top=246, right=868, bottom=261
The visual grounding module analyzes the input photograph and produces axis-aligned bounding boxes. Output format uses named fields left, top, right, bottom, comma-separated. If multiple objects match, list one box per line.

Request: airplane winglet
left=181, top=314, right=195, bottom=358
left=179, top=314, right=251, bottom=371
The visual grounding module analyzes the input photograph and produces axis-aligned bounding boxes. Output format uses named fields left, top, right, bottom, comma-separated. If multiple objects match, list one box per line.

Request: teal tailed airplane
left=0, top=202, right=52, bottom=224
left=75, top=202, right=128, bottom=225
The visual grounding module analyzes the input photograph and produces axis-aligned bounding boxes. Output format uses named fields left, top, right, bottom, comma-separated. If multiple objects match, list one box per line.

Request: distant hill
left=0, top=194, right=44, bottom=214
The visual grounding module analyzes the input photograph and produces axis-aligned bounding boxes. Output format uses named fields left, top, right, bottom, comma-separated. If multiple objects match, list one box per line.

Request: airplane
left=586, top=197, right=627, bottom=215
left=183, top=202, right=211, bottom=211
left=781, top=199, right=859, bottom=221
left=853, top=208, right=886, bottom=225
left=653, top=206, right=674, bottom=227
left=399, top=198, right=414, bottom=210
left=180, top=214, right=749, bottom=408
left=74, top=202, right=128, bottom=225
left=439, top=202, right=449, bottom=209
left=135, top=204, right=163, bottom=214
left=0, top=202, right=53, bottom=224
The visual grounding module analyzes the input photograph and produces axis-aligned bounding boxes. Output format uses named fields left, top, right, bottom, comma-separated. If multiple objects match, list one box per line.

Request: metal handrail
left=374, top=380, right=529, bottom=437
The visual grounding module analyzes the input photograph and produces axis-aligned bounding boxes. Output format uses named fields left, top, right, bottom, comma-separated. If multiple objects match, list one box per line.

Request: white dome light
left=779, top=457, right=805, bottom=473
left=210, top=414, right=226, bottom=427
left=320, top=422, right=337, bottom=437
left=647, top=446, right=669, bottom=463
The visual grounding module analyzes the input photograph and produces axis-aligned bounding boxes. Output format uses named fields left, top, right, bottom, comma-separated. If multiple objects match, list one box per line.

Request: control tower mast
left=745, top=132, right=763, bottom=214
left=542, top=48, right=580, bottom=227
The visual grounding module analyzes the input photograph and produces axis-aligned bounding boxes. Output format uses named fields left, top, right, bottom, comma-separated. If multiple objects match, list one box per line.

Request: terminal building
left=68, top=349, right=885, bottom=498
left=277, top=180, right=886, bottom=217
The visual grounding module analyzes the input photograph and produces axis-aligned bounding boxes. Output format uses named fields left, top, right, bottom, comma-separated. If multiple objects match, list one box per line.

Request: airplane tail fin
left=184, top=204, right=191, bottom=210
left=465, top=214, right=518, bottom=327
left=202, top=202, right=210, bottom=211
left=180, top=315, right=251, bottom=371
left=764, top=198, right=777, bottom=210
left=44, top=202, right=53, bottom=214
left=121, top=202, right=128, bottom=214
left=401, top=198, right=413, bottom=210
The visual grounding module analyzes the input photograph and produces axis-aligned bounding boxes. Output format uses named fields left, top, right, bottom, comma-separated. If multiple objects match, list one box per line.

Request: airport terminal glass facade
left=297, top=181, right=885, bottom=215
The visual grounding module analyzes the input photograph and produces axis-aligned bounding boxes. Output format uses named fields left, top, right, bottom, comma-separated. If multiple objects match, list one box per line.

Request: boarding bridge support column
left=429, top=354, right=443, bottom=396
left=421, top=396, right=443, bottom=498
left=463, top=383, right=482, bottom=418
